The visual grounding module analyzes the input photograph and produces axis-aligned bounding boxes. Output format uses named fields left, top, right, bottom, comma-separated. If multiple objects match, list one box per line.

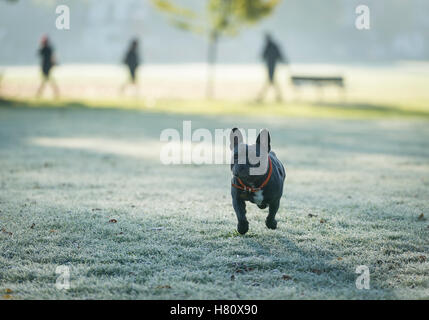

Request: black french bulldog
left=230, top=128, right=286, bottom=235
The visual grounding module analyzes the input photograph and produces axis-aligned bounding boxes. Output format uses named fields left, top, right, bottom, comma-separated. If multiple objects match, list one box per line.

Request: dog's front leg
left=232, top=196, right=248, bottom=235
left=266, top=199, right=280, bottom=229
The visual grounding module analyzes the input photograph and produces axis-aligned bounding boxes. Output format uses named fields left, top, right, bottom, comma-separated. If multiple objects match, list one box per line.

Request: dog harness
left=232, top=157, right=273, bottom=193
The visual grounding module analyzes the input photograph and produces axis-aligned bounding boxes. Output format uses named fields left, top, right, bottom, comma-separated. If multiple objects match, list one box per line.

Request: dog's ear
left=256, top=129, right=271, bottom=153
left=230, top=128, right=243, bottom=150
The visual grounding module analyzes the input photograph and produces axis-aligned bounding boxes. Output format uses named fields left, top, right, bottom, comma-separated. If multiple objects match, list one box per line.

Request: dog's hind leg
left=266, top=199, right=280, bottom=230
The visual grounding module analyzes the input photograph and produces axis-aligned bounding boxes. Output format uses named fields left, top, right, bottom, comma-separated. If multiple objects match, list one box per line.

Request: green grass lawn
left=0, top=99, right=428, bottom=299
left=3, top=96, right=429, bottom=120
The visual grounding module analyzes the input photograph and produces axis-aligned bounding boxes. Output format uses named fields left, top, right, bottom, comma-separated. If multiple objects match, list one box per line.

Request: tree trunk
left=206, top=31, right=218, bottom=99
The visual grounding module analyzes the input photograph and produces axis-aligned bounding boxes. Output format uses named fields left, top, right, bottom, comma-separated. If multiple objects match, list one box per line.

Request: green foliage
left=209, top=0, right=279, bottom=36
left=151, top=0, right=280, bottom=38
left=150, top=0, right=202, bottom=33
left=151, top=0, right=196, bottom=18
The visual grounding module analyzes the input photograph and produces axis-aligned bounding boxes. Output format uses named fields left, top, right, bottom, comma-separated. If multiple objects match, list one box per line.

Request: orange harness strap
left=232, top=157, right=273, bottom=193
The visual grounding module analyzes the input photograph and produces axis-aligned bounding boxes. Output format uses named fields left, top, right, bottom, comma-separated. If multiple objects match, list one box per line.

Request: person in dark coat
left=121, top=38, right=140, bottom=94
left=36, top=35, right=59, bottom=98
left=257, top=33, right=287, bottom=102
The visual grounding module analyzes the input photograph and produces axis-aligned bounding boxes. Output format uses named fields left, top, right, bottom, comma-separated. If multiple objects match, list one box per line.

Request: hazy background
left=1, top=0, right=428, bottom=65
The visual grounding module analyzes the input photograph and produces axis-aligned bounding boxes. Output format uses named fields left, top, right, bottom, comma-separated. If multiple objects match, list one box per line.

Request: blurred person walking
left=121, top=38, right=140, bottom=95
left=257, top=33, right=287, bottom=102
left=36, top=35, right=59, bottom=98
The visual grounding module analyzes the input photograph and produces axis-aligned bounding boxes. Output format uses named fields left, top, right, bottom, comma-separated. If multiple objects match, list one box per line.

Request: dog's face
left=230, top=128, right=271, bottom=184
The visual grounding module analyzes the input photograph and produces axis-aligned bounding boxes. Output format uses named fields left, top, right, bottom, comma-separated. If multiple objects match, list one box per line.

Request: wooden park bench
left=290, top=75, right=345, bottom=100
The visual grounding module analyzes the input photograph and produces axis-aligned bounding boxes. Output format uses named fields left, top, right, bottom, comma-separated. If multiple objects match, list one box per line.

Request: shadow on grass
left=312, top=101, right=429, bottom=118
left=2, top=96, right=429, bottom=162
left=0, top=98, right=96, bottom=110
left=2, top=97, right=429, bottom=120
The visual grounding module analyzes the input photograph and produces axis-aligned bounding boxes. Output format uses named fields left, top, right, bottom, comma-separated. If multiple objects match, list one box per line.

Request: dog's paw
left=237, top=220, right=249, bottom=235
left=265, top=218, right=277, bottom=230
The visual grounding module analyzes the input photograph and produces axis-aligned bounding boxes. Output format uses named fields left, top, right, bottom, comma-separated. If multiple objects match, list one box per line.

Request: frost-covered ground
left=0, top=105, right=428, bottom=299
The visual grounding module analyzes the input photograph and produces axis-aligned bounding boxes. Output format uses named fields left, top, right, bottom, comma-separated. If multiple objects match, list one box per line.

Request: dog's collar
left=232, top=157, right=273, bottom=193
